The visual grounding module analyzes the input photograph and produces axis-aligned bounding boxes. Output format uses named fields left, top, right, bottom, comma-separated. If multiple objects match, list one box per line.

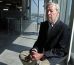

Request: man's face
left=46, top=5, right=59, bottom=23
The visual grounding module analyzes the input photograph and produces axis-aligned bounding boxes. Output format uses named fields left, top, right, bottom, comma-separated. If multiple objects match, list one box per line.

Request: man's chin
left=48, top=20, right=52, bottom=22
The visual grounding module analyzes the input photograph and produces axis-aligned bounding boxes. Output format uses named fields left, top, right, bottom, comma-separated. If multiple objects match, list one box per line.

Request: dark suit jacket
left=32, top=20, right=71, bottom=56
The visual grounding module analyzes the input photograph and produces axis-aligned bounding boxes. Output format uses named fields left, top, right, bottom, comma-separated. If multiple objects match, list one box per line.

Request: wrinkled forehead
left=47, top=5, right=56, bottom=10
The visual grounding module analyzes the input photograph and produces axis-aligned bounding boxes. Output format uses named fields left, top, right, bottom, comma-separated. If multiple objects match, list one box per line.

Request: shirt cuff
left=31, top=48, right=38, bottom=52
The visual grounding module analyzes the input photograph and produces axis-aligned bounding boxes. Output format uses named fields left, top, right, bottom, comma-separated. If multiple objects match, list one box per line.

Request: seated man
left=19, top=2, right=71, bottom=65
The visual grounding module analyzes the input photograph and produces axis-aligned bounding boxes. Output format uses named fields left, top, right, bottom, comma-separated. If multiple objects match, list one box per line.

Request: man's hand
left=30, top=50, right=44, bottom=61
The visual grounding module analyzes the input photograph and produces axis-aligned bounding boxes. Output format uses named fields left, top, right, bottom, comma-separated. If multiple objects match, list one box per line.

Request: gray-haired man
left=19, top=2, right=71, bottom=65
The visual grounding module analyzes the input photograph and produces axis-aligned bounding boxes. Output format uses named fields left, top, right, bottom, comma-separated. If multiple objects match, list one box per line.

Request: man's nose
left=48, top=11, right=51, bottom=15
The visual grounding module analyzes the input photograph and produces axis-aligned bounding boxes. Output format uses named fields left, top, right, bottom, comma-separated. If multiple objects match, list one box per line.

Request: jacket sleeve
left=59, top=26, right=71, bottom=54
left=32, top=23, right=45, bottom=53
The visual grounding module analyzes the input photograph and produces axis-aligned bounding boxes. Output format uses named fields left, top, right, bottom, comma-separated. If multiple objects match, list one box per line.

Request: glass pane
left=31, top=0, right=44, bottom=32
left=21, top=0, right=44, bottom=34
left=52, top=0, right=58, bottom=3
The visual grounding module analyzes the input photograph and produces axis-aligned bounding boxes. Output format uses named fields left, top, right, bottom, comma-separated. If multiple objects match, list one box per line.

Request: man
left=19, top=2, right=71, bottom=65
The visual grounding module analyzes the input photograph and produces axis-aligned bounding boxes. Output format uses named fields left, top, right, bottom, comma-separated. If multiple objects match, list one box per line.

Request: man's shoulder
left=58, top=21, right=69, bottom=28
left=59, top=21, right=71, bottom=32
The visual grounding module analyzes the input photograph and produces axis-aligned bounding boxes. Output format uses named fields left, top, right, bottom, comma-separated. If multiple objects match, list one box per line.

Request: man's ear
left=57, top=12, right=59, bottom=18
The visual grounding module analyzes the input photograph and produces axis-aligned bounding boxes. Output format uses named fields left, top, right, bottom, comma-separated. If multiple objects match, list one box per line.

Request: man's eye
left=47, top=10, right=53, bottom=12
left=50, top=10, right=53, bottom=12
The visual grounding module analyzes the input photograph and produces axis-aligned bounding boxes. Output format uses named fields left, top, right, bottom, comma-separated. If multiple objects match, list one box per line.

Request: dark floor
left=0, top=30, right=37, bottom=65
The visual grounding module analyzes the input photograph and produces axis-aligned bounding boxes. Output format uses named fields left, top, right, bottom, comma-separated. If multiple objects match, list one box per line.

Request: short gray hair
left=46, top=2, right=60, bottom=13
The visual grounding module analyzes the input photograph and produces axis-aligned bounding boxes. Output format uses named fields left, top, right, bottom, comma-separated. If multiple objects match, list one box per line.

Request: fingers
left=30, top=52, right=44, bottom=61
left=30, top=54, right=36, bottom=60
